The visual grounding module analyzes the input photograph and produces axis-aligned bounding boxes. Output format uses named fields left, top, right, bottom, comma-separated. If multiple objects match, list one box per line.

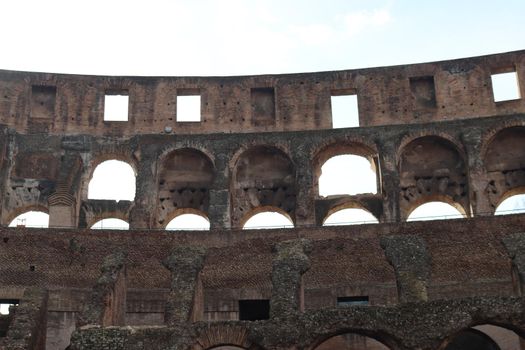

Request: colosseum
left=0, top=49, right=524, bottom=350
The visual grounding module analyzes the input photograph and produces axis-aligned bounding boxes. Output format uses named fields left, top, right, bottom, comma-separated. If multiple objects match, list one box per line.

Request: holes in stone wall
left=336, top=296, right=369, bottom=306
left=491, top=71, right=521, bottom=102
left=409, top=76, right=437, bottom=109
left=91, top=218, right=129, bottom=230
left=165, top=213, right=210, bottom=231
left=8, top=211, right=49, bottom=228
left=30, top=85, right=56, bottom=119
left=104, top=92, right=129, bottom=121
left=238, top=299, right=270, bottom=321
left=0, top=300, right=18, bottom=315
left=88, top=160, right=136, bottom=201
left=323, top=208, right=378, bottom=226
left=251, top=88, right=275, bottom=127
left=319, top=155, right=377, bottom=196
left=407, top=201, right=465, bottom=221
left=177, top=95, right=201, bottom=122
left=331, top=91, right=359, bottom=128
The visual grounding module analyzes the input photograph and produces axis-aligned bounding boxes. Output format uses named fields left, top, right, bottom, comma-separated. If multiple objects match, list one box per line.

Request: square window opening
left=238, top=299, right=270, bottom=321
left=0, top=299, right=19, bottom=315
left=104, top=94, right=129, bottom=121
left=337, top=296, right=369, bottom=307
left=177, top=95, right=201, bottom=122
left=491, top=71, right=521, bottom=102
left=331, top=94, right=359, bottom=128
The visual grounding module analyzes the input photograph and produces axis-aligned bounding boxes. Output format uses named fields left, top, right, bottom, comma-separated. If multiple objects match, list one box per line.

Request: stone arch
left=90, top=218, right=129, bottom=230
left=192, top=324, right=255, bottom=350
left=87, top=160, right=136, bottom=201
left=398, top=135, right=469, bottom=220
left=407, top=199, right=466, bottom=221
left=494, top=191, right=525, bottom=215
left=308, top=330, right=394, bottom=350
left=231, top=145, right=296, bottom=228
left=241, top=205, right=294, bottom=229
left=321, top=202, right=379, bottom=226
left=312, top=140, right=379, bottom=197
left=483, top=126, right=525, bottom=211
left=165, top=208, right=210, bottom=230
left=85, top=211, right=130, bottom=229
left=439, top=323, right=525, bottom=350
left=155, top=148, right=215, bottom=228
left=6, top=206, right=50, bottom=228
left=82, top=152, right=138, bottom=201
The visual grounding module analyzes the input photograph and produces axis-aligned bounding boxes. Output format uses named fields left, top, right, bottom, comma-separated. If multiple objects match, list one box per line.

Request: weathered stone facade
left=1, top=50, right=525, bottom=349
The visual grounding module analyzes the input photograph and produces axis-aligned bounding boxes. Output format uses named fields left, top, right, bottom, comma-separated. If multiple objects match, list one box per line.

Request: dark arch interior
left=444, top=329, right=501, bottom=350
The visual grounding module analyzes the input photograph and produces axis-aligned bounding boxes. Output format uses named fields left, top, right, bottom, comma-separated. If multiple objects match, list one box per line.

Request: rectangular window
left=337, top=296, right=369, bottom=307
left=491, top=71, right=521, bottom=102
left=409, top=76, right=437, bottom=109
left=177, top=95, right=201, bottom=122
left=104, top=93, right=129, bottom=121
left=238, top=299, right=270, bottom=321
left=331, top=92, right=359, bottom=128
left=251, top=87, right=276, bottom=126
left=31, top=85, right=56, bottom=119
left=0, top=299, right=19, bottom=315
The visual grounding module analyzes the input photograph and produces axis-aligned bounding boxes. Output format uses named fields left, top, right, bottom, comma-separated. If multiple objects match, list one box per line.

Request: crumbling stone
left=380, top=235, right=431, bottom=303
left=76, top=251, right=127, bottom=327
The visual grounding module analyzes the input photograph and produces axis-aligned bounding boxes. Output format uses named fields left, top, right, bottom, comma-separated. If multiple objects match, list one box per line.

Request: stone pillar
left=501, top=233, right=525, bottom=296
left=292, top=152, right=316, bottom=228
left=163, top=246, right=207, bottom=326
left=208, top=153, right=231, bottom=229
left=270, top=239, right=312, bottom=319
left=0, top=288, right=48, bottom=350
left=377, top=140, right=401, bottom=223
left=462, top=127, right=492, bottom=216
left=129, top=146, right=158, bottom=230
left=380, top=235, right=431, bottom=303
left=77, top=251, right=127, bottom=327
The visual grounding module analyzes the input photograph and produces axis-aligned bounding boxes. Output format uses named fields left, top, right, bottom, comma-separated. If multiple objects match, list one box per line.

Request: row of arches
left=7, top=125, right=525, bottom=229
left=206, top=323, right=523, bottom=350
left=9, top=194, right=524, bottom=230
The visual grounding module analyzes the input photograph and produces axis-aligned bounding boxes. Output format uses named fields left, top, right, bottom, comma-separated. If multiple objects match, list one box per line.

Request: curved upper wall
left=0, top=50, right=523, bottom=135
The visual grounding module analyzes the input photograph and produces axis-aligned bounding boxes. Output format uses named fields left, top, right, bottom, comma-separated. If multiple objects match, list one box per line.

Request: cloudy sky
left=2, top=1, right=525, bottom=228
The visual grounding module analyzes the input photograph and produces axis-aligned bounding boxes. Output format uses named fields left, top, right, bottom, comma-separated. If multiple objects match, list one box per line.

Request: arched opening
left=165, top=212, right=210, bottom=231
left=8, top=211, right=49, bottom=228
left=407, top=201, right=465, bottom=221
left=242, top=207, right=294, bottom=230
left=399, top=136, right=469, bottom=219
left=442, top=324, right=524, bottom=350
left=319, top=154, right=377, bottom=197
left=88, top=160, right=136, bottom=201
left=495, top=193, right=525, bottom=215
left=232, top=146, right=296, bottom=228
left=484, top=126, right=525, bottom=211
left=208, top=346, right=246, bottom=350
left=323, top=208, right=379, bottom=226
left=157, top=148, right=214, bottom=227
left=314, top=333, right=389, bottom=350
left=90, top=218, right=129, bottom=230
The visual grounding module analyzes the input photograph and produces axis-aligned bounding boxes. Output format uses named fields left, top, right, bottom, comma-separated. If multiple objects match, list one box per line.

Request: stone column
left=501, top=233, right=525, bottom=296
left=292, top=151, right=316, bottom=228
left=129, top=145, right=158, bottom=230
left=163, top=246, right=207, bottom=326
left=208, top=152, right=231, bottom=229
left=270, top=239, right=312, bottom=319
left=462, top=127, right=492, bottom=216
left=77, top=251, right=127, bottom=327
left=377, top=140, right=401, bottom=223
left=380, top=235, right=431, bottom=303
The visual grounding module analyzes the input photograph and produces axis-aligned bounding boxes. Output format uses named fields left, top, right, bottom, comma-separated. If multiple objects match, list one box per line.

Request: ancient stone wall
left=1, top=50, right=525, bottom=349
